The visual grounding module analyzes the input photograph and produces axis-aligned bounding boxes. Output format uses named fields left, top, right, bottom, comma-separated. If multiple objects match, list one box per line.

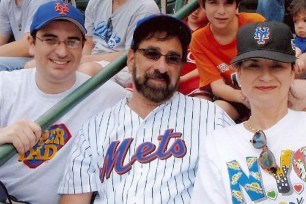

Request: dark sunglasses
left=250, top=130, right=278, bottom=174
left=136, top=48, right=183, bottom=65
left=0, top=181, right=29, bottom=204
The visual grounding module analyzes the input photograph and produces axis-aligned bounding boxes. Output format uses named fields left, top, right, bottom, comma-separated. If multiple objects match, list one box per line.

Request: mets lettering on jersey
left=18, top=123, right=71, bottom=168
left=100, top=129, right=187, bottom=182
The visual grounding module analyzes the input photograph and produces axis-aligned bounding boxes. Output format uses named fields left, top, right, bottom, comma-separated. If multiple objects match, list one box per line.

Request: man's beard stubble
left=132, top=65, right=179, bottom=103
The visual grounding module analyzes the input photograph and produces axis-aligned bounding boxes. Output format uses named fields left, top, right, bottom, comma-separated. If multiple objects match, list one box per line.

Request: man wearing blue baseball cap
left=0, top=1, right=128, bottom=204
left=59, top=14, right=234, bottom=204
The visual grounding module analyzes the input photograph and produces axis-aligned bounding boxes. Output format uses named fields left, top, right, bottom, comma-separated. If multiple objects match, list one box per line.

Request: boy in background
left=179, top=0, right=210, bottom=98
left=190, top=0, right=265, bottom=122
left=289, top=0, right=306, bottom=77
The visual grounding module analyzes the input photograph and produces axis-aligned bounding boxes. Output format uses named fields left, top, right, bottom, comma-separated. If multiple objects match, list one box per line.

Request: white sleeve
left=84, top=0, right=96, bottom=37
left=58, top=119, right=99, bottom=194
left=0, top=2, right=11, bottom=35
left=124, top=1, right=160, bottom=49
left=191, top=134, right=228, bottom=203
left=0, top=73, right=4, bottom=126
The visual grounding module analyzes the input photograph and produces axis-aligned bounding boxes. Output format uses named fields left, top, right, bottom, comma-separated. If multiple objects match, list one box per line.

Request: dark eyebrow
left=41, top=33, right=81, bottom=41
left=41, top=33, right=57, bottom=38
left=144, top=46, right=181, bottom=56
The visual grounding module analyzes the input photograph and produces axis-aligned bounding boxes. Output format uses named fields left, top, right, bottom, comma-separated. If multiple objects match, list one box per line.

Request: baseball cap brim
left=34, top=16, right=86, bottom=35
left=231, top=50, right=297, bottom=64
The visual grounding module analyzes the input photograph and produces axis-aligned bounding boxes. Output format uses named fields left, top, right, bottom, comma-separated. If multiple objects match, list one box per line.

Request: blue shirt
left=295, top=36, right=306, bottom=53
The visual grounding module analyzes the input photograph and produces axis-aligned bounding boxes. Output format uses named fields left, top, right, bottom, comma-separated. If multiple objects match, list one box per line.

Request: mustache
left=145, top=70, right=170, bottom=83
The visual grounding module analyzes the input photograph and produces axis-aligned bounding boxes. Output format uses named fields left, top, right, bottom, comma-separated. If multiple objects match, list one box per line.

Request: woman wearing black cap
left=191, top=21, right=306, bottom=203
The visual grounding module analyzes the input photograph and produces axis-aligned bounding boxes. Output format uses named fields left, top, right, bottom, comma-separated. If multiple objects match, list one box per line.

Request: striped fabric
left=59, top=92, right=234, bottom=203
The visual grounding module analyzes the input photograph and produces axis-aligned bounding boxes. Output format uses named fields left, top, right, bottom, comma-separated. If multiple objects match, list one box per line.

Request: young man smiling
left=0, top=1, right=127, bottom=204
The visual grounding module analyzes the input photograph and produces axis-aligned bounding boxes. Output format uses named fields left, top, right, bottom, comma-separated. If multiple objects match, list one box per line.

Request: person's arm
left=289, top=79, right=306, bottom=111
left=60, top=193, right=93, bottom=204
left=0, top=33, right=32, bottom=57
left=82, top=36, right=94, bottom=55
left=211, top=79, right=249, bottom=107
left=295, top=52, right=306, bottom=78
left=0, top=33, right=10, bottom=46
left=191, top=134, right=227, bottom=203
left=81, top=51, right=124, bottom=64
left=180, top=68, right=199, bottom=83
left=58, top=120, right=98, bottom=201
left=0, top=119, right=41, bottom=154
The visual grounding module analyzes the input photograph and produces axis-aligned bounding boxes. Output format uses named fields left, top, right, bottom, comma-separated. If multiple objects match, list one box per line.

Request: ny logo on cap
left=254, top=27, right=270, bottom=45
left=55, top=2, right=69, bottom=15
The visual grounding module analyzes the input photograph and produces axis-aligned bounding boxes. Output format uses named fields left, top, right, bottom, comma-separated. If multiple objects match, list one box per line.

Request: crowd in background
left=0, top=0, right=306, bottom=203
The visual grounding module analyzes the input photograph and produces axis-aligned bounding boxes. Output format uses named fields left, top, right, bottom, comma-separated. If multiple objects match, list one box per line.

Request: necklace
left=244, top=120, right=260, bottom=133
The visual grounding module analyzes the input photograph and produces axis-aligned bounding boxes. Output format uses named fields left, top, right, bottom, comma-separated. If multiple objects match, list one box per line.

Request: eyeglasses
left=0, top=181, right=29, bottom=204
left=250, top=130, right=278, bottom=174
left=137, top=48, right=183, bottom=65
left=36, top=36, right=82, bottom=49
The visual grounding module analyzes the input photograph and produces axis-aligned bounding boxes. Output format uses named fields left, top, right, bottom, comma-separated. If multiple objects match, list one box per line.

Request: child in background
left=190, top=0, right=265, bottom=122
left=289, top=0, right=306, bottom=77
left=179, top=0, right=210, bottom=98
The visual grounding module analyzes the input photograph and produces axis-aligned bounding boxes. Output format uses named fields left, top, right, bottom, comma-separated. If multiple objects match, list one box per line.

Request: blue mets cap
left=30, top=1, right=86, bottom=35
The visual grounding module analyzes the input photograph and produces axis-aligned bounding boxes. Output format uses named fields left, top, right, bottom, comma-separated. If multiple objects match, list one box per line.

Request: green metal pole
left=174, top=0, right=184, bottom=12
left=173, top=0, right=198, bottom=19
left=0, top=54, right=126, bottom=166
left=0, top=0, right=199, bottom=166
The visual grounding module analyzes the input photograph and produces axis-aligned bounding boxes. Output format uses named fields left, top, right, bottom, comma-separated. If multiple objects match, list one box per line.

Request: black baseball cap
left=231, top=21, right=296, bottom=64
left=132, top=14, right=191, bottom=51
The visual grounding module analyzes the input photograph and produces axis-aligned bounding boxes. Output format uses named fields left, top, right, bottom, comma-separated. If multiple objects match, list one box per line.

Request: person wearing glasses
left=58, top=14, right=234, bottom=204
left=191, top=21, right=306, bottom=203
left=0, top=1, right=128, bottom=204
left=26, top=0, right=160, bottom=88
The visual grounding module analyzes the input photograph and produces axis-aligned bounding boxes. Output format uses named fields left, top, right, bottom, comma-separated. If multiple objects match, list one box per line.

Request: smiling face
left=237, top=58, right=295, bottom=108
left=29, top=20, right=83, bottom=92
left=127, top=31, right=183, bottom=104
left=204, top=0, right=238, bottom=30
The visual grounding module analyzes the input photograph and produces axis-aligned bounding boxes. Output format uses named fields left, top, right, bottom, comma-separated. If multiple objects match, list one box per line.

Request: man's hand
left=0, top=119, right=41, bottom=154
left=289, top=79, right=306, bottom=111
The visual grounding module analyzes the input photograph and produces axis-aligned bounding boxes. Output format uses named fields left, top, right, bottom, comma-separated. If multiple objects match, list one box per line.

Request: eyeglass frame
left=250, top=130, right=279, bottom=174
left=136, top=48, right=184, bottom=66
left=35, top=35, right=84, bottom=49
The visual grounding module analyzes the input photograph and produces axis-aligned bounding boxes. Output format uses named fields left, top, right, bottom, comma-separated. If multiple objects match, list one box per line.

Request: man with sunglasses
left=191, top=21, right=306, bottom=203
left=0, top=1, right=128, bottom=204
left=59, top=14, right=234, bottom=204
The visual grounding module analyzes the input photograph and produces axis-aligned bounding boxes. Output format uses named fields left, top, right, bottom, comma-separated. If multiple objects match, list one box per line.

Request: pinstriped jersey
left=59, top=92, right=234, bottom=203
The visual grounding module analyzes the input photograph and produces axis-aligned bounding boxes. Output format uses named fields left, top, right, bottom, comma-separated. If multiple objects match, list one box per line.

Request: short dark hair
left=288, top=0, right=306, bottom=17
left=198, top=0, right=242, bottom=9
left=131, top=15, right=191, bottom=63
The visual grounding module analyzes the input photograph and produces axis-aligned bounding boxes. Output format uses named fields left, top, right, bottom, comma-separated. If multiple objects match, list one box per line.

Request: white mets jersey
left=59, top=92, right=234, bottom=203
